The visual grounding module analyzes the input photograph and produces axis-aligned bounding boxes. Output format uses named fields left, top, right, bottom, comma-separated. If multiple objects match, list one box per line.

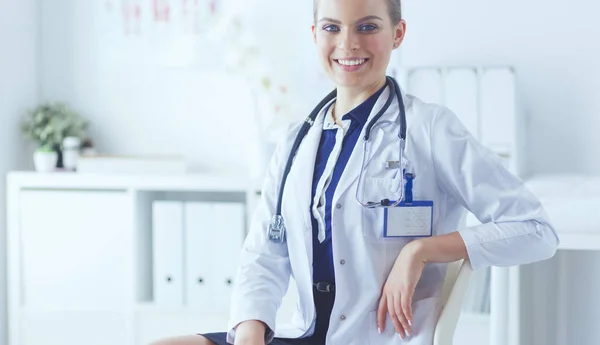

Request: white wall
left=0, top=0, right=39, bottom=344
left=39, top=0, right=600, bottom=176
left=39, top=0, right=328, bottom=175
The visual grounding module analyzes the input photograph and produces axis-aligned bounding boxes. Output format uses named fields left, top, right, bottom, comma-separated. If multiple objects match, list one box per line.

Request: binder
left=152, top=201, right=184, bottom=306
left=480, top=68, right=517, bottom=167
left=184, top=202, right=245, bottom=312
left=444, top=68, right=480, bottom=140
left=211, top=203, right=246, bottom=312
left=184, top=202, right=217, bottom=310
left=407, top=68, right=443, bottom=105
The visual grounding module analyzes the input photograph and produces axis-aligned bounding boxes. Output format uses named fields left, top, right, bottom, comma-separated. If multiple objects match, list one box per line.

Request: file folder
left=184, top=202, right=245, bottom=312
left=480, top=68, right=517, bottom=166
left=444, top=68, right=480, bottom=140
left=212, top=202, right=245, bottom=312
left=152, top=201, right=184, bottom=306
left=184, top=202, right=216, bottom=309
left=407, top=68, right=443, bottom=105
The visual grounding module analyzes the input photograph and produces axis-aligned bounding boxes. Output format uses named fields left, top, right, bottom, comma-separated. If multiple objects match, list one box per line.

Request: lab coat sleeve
left=430, top=107, right=559, bottom=270
left=226, top=127, right=295, bottom=344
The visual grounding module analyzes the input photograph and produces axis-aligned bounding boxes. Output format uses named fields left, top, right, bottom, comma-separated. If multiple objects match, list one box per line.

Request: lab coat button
left=340, top=259, right=346, bottom=265
left=336, top=203, right=342, bottom=209
left=340, top=315, right=346, bottom=320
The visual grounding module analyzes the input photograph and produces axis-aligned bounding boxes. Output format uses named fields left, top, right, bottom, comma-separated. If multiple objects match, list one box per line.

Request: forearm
left=411, top=231, right=468, bottom=264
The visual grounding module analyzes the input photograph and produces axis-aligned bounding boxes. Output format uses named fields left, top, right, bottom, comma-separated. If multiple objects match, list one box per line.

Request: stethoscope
left=267, top=76, right=408, bottom=244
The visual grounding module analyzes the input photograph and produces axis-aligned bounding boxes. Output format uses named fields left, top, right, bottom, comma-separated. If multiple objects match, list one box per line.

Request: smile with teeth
left=335, top=58, right=368, bottom=66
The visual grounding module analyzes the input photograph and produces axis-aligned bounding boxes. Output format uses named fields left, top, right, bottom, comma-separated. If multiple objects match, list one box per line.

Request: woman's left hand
left=377, top=240, right=426, bottom=339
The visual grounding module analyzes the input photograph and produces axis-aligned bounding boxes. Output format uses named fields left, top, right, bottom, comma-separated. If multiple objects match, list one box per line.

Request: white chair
left=433, top=259, right=473, bottom=345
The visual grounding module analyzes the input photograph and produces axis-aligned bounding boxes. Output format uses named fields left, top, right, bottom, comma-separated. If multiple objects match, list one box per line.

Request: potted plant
left=20, top=102, right=89, bottom=172
left=32, top=144, right=58, bottom=172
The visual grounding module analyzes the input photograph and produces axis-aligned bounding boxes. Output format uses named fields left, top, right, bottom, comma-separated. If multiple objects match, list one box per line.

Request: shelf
left=7, top=171, right=262, bottom=192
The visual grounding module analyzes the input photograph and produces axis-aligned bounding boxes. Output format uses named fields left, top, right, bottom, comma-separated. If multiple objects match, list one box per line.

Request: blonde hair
left=313, top=0, right=402, bottom=24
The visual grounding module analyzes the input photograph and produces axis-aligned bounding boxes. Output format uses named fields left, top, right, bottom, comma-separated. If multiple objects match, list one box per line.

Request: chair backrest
left=433, top=259, right=473, bottom=345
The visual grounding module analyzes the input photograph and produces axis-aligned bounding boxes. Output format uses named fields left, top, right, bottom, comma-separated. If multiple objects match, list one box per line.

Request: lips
left=334, top=58, right=368, bottom=66
left=333, top=58, right=369, bottom=72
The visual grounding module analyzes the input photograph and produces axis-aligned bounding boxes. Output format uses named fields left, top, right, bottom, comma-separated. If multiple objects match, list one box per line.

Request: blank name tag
left=383, top=201, right=434, bottom=238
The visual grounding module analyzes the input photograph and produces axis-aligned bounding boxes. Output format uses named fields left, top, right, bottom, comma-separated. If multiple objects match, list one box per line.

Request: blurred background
left=1, top=0, right=599, bottom=344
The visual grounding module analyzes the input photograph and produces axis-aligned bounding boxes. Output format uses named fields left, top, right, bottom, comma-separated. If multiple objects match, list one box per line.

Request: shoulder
left=269, top=120, right=305, bottom=157
left=277, top=120, right=304, bottom=145
left=403, top=93, right=456, bottom=128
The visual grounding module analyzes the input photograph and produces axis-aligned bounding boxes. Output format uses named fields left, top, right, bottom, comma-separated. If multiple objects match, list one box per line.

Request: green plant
left=20, top=102, right=89, bottom=148
left=36, top=145, right=55, bottom=152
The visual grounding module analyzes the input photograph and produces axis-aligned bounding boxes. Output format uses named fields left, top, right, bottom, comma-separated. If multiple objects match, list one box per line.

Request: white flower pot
left=33, top=151, right=58, bottom=173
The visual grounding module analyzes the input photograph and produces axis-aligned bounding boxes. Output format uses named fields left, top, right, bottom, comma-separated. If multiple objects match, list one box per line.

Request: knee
left=148, top=335, right=211, bottom=345
left=148, top=338, right=173, bottom=345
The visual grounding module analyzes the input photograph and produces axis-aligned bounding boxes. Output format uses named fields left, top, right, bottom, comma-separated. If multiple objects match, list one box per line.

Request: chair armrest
left=433, top=259, right=473, bottom=345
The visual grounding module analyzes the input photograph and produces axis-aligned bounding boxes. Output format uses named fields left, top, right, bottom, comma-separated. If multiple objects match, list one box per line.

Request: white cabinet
left=15, top=189, right=133, bottom=345
left=19, top=190, right=132, bottom=311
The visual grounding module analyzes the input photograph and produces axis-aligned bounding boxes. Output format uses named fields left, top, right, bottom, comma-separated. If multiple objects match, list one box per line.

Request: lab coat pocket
left=361, top=178, right=403, bottom=242
left=369, top=297, right=438, bottom=344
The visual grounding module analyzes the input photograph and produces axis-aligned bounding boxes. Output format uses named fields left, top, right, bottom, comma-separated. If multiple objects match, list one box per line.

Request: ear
left=393, top=20, right=407, bottom=49
left=312, top=24, right=317, bottom=44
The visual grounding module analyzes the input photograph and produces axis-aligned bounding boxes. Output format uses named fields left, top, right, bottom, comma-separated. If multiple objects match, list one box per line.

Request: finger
left=402, top=293, right=414, bottom=330
left=389, top=294, right=405, bottom=338
left=377, top=294, right=387, bottom=333
left=394, top=292, right=411, bottom=338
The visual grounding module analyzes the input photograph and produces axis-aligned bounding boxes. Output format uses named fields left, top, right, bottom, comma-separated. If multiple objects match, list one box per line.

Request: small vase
left=33, top=150, right=58, bottom=172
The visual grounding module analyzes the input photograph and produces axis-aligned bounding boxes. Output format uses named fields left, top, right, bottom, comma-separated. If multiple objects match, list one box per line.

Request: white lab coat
left=227, top=85, right=559, bottom=345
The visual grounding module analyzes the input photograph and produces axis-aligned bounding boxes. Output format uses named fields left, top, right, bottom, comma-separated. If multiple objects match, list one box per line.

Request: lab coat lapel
left=282, top=105, right=330, bottom=267
left=334, top=85, right=400, bottom=202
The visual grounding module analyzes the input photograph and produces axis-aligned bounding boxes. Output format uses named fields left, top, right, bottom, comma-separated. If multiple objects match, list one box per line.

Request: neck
left=333, top=77, right=387, bottom=120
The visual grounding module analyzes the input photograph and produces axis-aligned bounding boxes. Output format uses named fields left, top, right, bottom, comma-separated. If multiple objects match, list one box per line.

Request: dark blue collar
left=341, top=84, right=387, bottom=125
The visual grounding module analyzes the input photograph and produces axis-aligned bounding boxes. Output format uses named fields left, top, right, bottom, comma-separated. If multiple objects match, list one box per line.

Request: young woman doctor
left=152, top=0, right=559, bottom=344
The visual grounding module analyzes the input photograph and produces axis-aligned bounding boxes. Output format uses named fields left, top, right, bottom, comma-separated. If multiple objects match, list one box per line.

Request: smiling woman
left=149, top=0, right=558, bottom=344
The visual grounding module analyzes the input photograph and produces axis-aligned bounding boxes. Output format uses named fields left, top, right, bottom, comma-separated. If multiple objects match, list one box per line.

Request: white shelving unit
left=6, top=171, right=278, bottom=345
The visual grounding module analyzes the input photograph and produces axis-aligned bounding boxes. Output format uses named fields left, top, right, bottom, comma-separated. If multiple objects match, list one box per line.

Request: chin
left=330, top=73, right=372, bottom=89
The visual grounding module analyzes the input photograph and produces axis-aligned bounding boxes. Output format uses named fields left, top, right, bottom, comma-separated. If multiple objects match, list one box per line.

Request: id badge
left=383, top=200, right=434, bottom=238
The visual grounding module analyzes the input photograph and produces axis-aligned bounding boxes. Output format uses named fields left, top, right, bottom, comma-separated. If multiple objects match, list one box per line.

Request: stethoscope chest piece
left=268, top=215, right=286, bottom=243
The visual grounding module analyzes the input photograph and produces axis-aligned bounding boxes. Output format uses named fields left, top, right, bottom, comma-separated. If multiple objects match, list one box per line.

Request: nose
left=337, top=30, right=359, bottom=51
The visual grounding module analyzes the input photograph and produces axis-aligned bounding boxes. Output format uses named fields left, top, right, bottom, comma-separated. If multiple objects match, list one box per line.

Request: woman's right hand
left=233, top=320, right=267, bottom=345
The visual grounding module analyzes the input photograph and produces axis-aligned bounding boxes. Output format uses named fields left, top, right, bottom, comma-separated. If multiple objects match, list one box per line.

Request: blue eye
left=358, top=24, right=377, bottom=32
left=323, top=24, right=340, bottom=32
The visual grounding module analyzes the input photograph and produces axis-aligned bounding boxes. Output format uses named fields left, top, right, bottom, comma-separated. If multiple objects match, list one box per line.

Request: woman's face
left=312, top=0, right=405, bottom=90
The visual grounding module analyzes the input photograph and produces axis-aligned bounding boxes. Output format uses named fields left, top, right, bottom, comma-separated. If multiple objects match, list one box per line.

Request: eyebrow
left=318, top=15, right=384, bottom=24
